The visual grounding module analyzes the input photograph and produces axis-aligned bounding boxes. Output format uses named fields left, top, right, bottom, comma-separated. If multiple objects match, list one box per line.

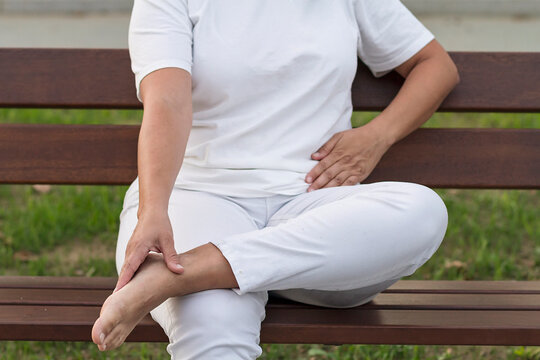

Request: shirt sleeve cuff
left=134, top=59, right=192, bottom=102
left=369, top=32, right=435, bottom=78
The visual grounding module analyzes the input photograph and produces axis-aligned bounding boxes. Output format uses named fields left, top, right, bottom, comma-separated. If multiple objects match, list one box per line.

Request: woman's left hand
left=305, top=125, right=392, bottom=192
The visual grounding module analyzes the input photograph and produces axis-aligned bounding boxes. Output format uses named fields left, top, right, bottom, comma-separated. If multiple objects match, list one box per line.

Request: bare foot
left=91, top=243, right=238, bottom=351
left=91, top=253, right=179, bottom=351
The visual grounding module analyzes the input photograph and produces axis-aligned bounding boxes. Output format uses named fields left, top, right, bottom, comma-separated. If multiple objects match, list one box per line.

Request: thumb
left=161, top=238, right=184, bottom=275
left=312, top=133, right=342, bottom=160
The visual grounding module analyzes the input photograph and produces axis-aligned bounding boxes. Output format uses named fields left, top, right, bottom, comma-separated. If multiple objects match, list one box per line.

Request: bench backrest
left=0, top=49, right=538, bottom=188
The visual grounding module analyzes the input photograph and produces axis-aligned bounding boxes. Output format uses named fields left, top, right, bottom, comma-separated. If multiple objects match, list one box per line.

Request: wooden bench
left=0, top=48, right=539, bottom=346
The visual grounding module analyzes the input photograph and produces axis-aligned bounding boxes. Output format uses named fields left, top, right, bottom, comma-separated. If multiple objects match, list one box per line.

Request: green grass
left=0, top=109, right=538, bottom=359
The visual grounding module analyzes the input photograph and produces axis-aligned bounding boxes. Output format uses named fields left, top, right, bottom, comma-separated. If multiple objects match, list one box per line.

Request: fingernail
left=103, top=343, right=107, bottom=350
left=100, top=333, right=105, bottom=343
left=313, top=152, right=320, bottom=157
left=175, top=264, right=183, bottom=270
left=306, top=176, right=312, bottom=183
left=307, top=188, right=313, bottom=192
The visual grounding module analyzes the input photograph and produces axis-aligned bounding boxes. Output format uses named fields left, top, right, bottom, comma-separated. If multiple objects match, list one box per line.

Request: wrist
left=360, top=117, right=396, bottom=149
left=137, top=203, right=169, bottom=220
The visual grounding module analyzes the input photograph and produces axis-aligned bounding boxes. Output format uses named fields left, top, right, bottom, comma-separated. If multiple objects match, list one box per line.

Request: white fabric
left=128, top=0, right=435, bottom=197
left=116, top=181, right=448, bottom=359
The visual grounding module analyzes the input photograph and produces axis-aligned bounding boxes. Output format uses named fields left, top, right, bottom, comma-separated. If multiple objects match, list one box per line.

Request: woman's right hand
left=114, top=209, right=184, bottom=293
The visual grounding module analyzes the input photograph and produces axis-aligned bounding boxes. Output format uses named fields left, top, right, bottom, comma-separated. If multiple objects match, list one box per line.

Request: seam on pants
left=223, top=195, right=263, bottom=230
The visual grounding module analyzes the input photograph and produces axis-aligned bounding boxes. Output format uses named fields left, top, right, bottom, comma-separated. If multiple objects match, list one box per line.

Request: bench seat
left=1, top=276, right=539, bottom=345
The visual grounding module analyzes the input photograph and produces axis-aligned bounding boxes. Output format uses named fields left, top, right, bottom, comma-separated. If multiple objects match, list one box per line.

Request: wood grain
left=1, top=49, right=539, bottom=111
left=1, top=125, right=538, bottom=189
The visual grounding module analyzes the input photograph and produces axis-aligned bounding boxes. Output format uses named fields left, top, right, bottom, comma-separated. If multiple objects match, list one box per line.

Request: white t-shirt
left=128, top=0, right=434, bottom=198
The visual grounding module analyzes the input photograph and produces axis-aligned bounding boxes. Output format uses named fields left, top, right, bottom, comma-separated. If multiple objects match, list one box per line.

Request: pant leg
left=116, top=185, right=268, bottom=360
left=270, top=278, right=400, bottom=309
left=211, top=181, right=448, bottom=295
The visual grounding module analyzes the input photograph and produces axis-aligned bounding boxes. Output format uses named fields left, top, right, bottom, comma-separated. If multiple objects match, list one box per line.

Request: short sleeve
left=354, top=0, right=434, bottom=77
left=128, top=0, right=193, bottom=102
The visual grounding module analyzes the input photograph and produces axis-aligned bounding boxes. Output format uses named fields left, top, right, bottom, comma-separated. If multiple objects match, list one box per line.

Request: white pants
left=116, top=181, right=448, bottom=359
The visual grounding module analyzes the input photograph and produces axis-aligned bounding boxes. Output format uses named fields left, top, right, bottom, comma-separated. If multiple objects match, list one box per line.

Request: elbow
left=448, top=59, right=460, bottom=90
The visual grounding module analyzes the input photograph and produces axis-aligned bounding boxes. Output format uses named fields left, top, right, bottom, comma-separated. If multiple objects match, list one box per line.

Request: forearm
left=365, top=44, right=460, bottom=147
left=137, top=98, right=192, bottom=218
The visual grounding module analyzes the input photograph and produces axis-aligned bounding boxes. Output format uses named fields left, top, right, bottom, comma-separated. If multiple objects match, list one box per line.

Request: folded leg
left=116, top=187, right=268, bottom=359
left=212, top=181, right=448, bottom=295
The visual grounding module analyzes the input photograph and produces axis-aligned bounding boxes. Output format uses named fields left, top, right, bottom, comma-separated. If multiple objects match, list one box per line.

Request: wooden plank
left=1, top=49, right=540, bottom=112
left=368, top=294, right=540, bottom=310
left=0, top=289, right=109, bottom=306
left=0, top=276, right=116, bottom=289
left=262, top=308, right=540, bottom=345
left=0, top=305, right=538, bottom=345
left=386, top=280, right=540, bottom=294
left=0, top=48, right=137, bottom=109
left=0, top=124, right=138, bottom=185
left=352, top=52, right=540, bottom=112
left=1, top=277, right=539, bottom=293
left=1, top=125, right=538, bottom=188
left=1, top=288, right=539, bottom=310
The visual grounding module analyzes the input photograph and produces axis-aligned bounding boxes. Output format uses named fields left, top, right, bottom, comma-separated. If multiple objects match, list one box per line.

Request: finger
left=342, top=175, right=361, bottom=186
left=114, top=247, right=147, bottom=292
left=308, top=159, right=344, bottom=191
left=323, top=170, right=354, bottom=188
left=311, top=133, right=342, bottom=160
left=159, top=235, right=184, bottom=274
left=306, top=152, right=340, bottom=185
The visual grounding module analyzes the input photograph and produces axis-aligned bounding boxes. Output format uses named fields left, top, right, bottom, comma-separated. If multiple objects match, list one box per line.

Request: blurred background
left=0, top=0, right=540, bottom=51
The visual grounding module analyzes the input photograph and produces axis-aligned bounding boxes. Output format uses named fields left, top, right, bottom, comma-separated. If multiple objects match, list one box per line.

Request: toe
left=103, top=325, right=128, bottom=351
left=91, top=306, right=117, bottom=347
left=91, top=317, right=104, bottom=345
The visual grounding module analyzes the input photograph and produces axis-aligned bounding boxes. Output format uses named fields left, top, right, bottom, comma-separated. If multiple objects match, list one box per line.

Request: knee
left=397, top=182, right=448, bottom=257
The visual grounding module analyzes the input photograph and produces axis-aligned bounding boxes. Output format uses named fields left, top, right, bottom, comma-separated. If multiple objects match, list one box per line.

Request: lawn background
left=0, top=109, right=538, bottom=359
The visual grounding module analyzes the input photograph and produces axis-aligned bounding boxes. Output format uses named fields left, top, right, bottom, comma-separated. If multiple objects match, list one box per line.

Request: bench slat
left=385, top=280, right=540, bottom=294
left=1, top=125, right=538, bottom=188
left=1, top=277, right=538, bottom=293
left=1, top=49, right=540, bottom=112
left=353, top=52, right=540, bottom=112
left=1, top=288, right=538, bottom=310
left=0, top=305, right=538, bottom=345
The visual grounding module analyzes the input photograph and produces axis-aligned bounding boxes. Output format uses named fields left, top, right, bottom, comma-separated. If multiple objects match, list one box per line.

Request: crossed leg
left=92, top=181, right=448, bottom=358
left=93, top=188, right=268, bottom=358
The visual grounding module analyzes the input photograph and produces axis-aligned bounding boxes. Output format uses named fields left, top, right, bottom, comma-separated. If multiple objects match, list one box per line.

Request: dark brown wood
left=1, top=278, right=539, bottom=345
left=385, top=280, right=540, bottom=294
left=1, top=49, right=540, bottom=112
left=1, top=304, right=538, bottom=345
left=2, top=288, right=539, bottom=310
left=1, top=125, right=538, bottom=188
left=353, top=52, right=540, bottom=112
left=0, top=124, right=138, bottom=185
left=1, top=276, right=538, bottom=293
left=366, top=128, right=540, bottom=189
left=261, top=308, right=540, bottom=345
left=0, top=276, right=116, bottom=289
left=0, top=48, right=138, bottom=109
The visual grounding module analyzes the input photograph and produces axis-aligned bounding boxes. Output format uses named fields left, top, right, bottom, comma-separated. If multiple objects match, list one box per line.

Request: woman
left=92, top=0, right=459, bottom=358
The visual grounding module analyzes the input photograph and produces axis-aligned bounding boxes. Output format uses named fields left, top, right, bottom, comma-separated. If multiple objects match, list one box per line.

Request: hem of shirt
left=368, top=33, right=435, bottom=78
left=135, top=59, right=192, bottom=102
left=173, top=181, right=310, bottom=198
